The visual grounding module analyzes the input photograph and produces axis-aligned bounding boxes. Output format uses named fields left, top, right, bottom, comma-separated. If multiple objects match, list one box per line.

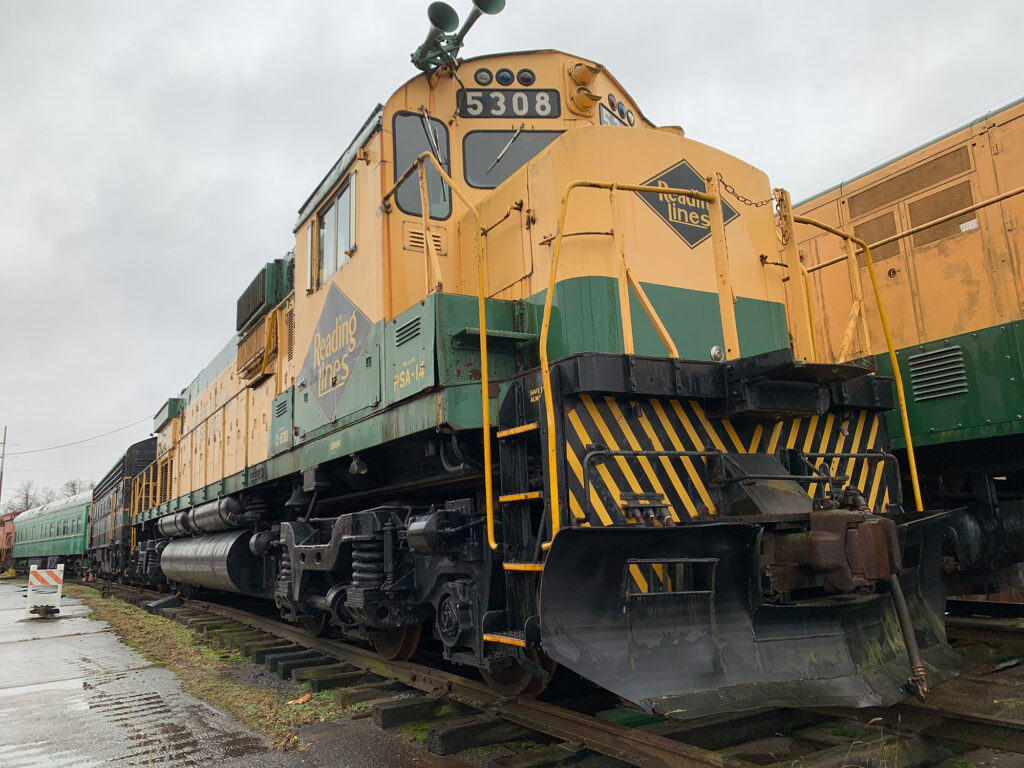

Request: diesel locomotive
left=790, top=97, right=1024, bottom=600
left=62, top=1, right=963, bottom=718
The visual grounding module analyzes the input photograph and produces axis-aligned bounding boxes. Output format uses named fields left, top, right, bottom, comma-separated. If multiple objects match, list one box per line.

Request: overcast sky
left=0, top=0, right=1020, bottom=507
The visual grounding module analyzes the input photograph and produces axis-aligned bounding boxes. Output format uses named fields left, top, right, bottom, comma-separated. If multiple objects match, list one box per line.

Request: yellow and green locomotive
left=123, top=2, right=960, bottom=717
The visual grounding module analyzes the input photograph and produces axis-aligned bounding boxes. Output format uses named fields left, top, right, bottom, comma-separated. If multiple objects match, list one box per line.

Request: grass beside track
left=66, top=584, right=350, bottom=750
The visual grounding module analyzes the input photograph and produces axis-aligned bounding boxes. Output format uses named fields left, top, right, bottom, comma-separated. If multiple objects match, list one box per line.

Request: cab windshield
left=463, top=130, right=562, bottom=189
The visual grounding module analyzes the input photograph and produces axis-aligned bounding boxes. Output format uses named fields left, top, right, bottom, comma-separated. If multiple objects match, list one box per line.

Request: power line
left=4, top=417, right=151, bottom=457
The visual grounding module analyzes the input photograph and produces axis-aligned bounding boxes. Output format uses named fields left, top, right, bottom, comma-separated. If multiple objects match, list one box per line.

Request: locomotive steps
left=85, top=580, right=1024, bottom=768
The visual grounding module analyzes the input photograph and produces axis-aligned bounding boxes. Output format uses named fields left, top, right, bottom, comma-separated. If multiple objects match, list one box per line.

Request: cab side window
left=393, top=112, right=451, bottom=219
left=316, top=176, right=356, bottom=289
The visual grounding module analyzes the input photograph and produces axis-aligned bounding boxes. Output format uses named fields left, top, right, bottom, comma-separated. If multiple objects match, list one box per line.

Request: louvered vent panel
left=396, top=317, right=421, bottom=346
left=275, top=398, right=289, bottom=417
left=236, top=269, right=267, bottom=331
left=286, top=308, right=295, bottom=360
left=908, top=346, right=969, bottom=402
left=848, top=146, right=971, bottom=219
left=402, top=226, right=446, bottom=255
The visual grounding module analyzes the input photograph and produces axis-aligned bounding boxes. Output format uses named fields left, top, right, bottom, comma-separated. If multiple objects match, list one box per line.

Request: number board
left=458, top=89, right=560, bottom=119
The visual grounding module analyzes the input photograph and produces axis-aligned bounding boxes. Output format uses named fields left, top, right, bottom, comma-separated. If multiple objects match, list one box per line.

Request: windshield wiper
left=419, top=107, right=447, bottom=202
left=485, top=122, right=525, bottom=175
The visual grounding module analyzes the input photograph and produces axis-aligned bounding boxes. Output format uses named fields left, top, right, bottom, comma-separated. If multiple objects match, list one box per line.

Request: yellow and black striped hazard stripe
left=562, top=395, right=895, bottom=535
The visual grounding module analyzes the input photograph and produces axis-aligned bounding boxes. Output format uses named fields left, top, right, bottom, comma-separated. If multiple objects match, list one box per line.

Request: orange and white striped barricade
left=26, top=564, right=64, bottom=619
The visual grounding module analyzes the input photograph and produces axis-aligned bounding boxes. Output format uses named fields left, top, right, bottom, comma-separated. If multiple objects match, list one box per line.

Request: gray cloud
left=1, top=0, right=1020, bottom=500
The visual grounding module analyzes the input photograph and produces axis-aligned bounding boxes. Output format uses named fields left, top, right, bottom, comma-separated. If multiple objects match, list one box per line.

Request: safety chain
left=716, top=172, right=790, bottom=246
left=716, top=172, right=775, bottom=208
left=778, top=208, right=791, bottom=246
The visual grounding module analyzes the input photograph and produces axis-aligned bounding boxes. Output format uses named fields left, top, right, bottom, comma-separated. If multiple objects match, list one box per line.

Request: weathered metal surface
left=539, top=525, right=961, bottom=719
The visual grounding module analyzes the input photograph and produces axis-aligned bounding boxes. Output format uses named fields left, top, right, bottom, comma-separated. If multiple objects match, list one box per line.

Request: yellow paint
left=604, top=396, right=675, bottom=519
left=722, top=419, right=746, bottom=453
left=567, top=408, right=625, bottom=513
left=806, top=413, right=835, bottom=498
left=634, top=408, right=695, bottom=519
left=794, top=99, right=1024, bottom=358
left=581, top=395, right=644, bottom=495
left=630, top=564, right=649, bottom=593
left=651, top=399, right=715, bottom=513
left=690, top=401, right=728, bottom=453
left=482, top=633, right=527, bottom=648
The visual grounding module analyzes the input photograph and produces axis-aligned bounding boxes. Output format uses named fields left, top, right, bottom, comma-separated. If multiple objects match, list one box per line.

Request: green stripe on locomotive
left=875, top=318, right=1024, bottom=449
left=12, top=501, right=91, bottom=560
left=140, top=278, right=788, bottom=520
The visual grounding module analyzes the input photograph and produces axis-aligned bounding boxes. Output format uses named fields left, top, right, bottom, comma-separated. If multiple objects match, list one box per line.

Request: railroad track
left=92, top=582, right=1024, bottom=768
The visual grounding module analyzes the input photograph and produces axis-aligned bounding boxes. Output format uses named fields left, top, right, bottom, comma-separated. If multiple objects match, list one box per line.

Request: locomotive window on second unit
left=317, top=176, right=356, bottom=288
left=463, top=130, right=563, bottom=189
left=393, top=112, right=451, bottom=219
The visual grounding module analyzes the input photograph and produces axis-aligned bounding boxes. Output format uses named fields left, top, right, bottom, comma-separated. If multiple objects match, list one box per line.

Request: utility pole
left=0, top=426, right=6, bottom=509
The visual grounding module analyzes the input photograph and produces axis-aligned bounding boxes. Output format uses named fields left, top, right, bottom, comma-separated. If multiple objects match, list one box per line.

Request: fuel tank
left=160, top=529, right=270, bottom=596
left=155, top=497, right=244, bottom=538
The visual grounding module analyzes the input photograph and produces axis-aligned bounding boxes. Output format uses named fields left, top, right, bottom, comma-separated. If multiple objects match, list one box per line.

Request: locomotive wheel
left=300, top=612, right=327, bottom=637
left=371, top=623, right=422, bottom=660
left=481, top=651, right=556, bottom=697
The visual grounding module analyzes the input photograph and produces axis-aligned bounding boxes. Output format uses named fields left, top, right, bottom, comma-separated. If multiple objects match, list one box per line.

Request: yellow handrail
left=383, top=153, right=497, bottom=550
left=792, top=215, right=924, bottom=512
left=774, top=188, right=818, bottom=362
left=540, top=180, right=723, bottom=549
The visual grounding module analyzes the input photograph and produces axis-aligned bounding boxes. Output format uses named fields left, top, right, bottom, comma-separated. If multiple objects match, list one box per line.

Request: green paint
left=875, top=319, right=1024, bottom=449
left=528, top=275, right=788, bottom=360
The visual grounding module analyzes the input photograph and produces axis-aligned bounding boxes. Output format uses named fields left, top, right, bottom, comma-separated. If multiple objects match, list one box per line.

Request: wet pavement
left=0, top=581, right=468, bottom=767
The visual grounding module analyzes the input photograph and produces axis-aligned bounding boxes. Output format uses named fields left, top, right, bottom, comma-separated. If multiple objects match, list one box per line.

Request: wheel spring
left=351, top=539, right=385, bottom=590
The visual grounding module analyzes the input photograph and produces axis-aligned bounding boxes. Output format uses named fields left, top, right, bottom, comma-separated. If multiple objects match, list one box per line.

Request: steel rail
left=193, top=599, right=756, bottom=768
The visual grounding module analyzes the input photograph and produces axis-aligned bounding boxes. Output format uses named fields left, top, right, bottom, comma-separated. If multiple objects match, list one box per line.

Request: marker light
left=516, top=69, right=535, bottom=85
left=617, top=101, right=626, bottom=118
left=496, top=68, right=514, bottom=85
left=607, top=93, right=617, bottom=109
left=474, top=68, right=493, bottom=85
left=626, top=110, right=635, bottom=126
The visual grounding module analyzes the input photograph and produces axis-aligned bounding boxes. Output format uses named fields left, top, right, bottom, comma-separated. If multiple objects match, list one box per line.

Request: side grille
left=402, top=223, right=447, bottom=255
left=848, top=146, right=971, bottom=219
left=908, top=180, right=975, bottom=248
left=275, top=398, right=289, bottom=417
left=237, top=269, right=267, bottom=331
left=852, top=210, right=900, bottom=263
left=286, top=307, right=295, bottom=360
left=908, top=346, right=969, bottom=402
left=396, top=317, right=421, bottom=346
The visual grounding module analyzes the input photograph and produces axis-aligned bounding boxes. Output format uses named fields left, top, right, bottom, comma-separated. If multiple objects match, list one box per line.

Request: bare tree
left=60, top=478, right=90, bottom=495
left=2, top=479, right=40, bottom=515
left=13, top=479, right=39, bottom=510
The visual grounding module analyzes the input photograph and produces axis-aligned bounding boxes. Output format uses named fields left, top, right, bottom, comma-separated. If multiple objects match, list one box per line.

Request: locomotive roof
left=16, top=490, right=92, bottom=523
left=795, top=93, right=1024, bottom=207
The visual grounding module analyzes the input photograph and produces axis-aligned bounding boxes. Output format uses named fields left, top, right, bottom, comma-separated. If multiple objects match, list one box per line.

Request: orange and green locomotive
left=791, top=97, right=1024, bottom=600
left=117, top=1, right=959, bottom=718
